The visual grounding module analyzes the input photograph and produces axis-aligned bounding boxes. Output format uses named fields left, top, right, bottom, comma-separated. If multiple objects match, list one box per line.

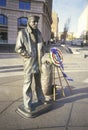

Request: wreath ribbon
left=50, top=47, right=73, bottom=81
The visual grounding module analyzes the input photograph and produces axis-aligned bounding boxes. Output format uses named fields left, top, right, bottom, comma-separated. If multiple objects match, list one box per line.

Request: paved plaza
left=0, top=46, right=88, bottom=130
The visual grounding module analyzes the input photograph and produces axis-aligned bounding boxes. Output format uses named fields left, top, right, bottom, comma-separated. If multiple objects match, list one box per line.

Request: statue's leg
left=34, top=73, right=44, bottom=102
left=16, top=73, right=33, bottom=118
left=23, top=73, right=33, bottom=111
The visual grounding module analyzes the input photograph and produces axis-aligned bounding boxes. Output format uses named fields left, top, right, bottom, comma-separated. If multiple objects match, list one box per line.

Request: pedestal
left=16, top=102, right=52, bottom=118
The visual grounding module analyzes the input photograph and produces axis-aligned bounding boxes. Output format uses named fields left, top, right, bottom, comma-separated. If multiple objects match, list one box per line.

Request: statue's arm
left=15, top=31, right=30, bottom=58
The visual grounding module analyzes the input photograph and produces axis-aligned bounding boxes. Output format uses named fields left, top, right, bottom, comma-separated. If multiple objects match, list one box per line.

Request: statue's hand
left=29, top=52, right=34, bottom=58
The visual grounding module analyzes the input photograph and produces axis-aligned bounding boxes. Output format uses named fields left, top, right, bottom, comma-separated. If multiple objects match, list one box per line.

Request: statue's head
left=27, top=14, right=40, bottom=29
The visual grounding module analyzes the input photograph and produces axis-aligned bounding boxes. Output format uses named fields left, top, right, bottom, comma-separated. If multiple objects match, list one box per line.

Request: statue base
left=16, top=102, right=52, bottom=118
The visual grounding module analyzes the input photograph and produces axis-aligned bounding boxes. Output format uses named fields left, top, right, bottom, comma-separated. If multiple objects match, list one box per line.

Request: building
left=77, top=5, right=88, bottom=38
left=51, top=11, right=59, bottom=42
left=0, top=0, right=53, bottom=51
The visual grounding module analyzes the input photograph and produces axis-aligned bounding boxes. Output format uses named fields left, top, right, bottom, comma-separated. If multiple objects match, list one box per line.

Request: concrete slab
left=0, top=101, right=72, bottom=130
left=0, top=75, right=23, bottom=84
left=69, top=102, right=88, bottom=126
left=0, top=58, right=23, bottom=66
left=0, top=102, right=12, bottom=113
left=0, top=85, right=22, bottom=101
left=18, top=128, right=66, bottom=130
left=68, top=127, right=88, bottom=130
left=83, top=78, right=88, bottom=83
left=0, top=78, right=23, bottom=101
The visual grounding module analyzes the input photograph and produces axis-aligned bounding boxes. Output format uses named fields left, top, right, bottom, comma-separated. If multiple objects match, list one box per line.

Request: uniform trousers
left=23, top=71, right=44, bottom=108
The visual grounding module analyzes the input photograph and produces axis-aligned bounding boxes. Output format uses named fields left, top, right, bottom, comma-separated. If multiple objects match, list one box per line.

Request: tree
left=61, top=18, right=71, bottom=44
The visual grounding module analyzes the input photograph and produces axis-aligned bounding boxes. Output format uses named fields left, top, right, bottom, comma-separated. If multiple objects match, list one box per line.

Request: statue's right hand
left=24, top=52, right=34, bottom=59
left=29, top=52, right=34, bottom=58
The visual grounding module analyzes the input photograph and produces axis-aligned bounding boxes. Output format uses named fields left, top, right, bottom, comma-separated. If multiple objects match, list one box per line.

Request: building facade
left=0, top=0, right=53, bottom=48
left=51, top=11, right=59, bottom=42
left=77, top=5, right=88, bottom=38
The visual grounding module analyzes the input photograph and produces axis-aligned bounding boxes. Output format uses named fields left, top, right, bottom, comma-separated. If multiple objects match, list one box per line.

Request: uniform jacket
left=15, top=26, right=44, bottom=73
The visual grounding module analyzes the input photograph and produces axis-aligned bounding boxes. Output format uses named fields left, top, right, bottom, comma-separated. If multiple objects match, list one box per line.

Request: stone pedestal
left=16, top=102, right=52, bottom=118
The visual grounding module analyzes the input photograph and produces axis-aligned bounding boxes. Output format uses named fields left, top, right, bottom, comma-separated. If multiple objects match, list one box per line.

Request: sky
left=52, top=0, right=88, bottom=35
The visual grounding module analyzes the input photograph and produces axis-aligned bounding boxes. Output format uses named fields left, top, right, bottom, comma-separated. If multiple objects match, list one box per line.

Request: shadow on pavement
left=52, top=86, right=88, bottom=111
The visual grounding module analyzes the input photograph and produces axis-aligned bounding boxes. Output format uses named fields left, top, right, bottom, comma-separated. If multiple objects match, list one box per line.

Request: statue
left=15, top=14, right=50, bottom=118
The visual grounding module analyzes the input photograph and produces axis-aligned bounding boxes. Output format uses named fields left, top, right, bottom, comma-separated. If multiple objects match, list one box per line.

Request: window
left=0, top=0, right=6, bottom=7
left=18, top=17, right=27, bottom=26
left=18, top=17, right=27, bottom=31
left=0, top=29, right=7, bottom=42
left=19, top=0, right=30, bottom=10
left=0, top=14, right=8, bottom=43
left=0, top=14, right=7, bottom=25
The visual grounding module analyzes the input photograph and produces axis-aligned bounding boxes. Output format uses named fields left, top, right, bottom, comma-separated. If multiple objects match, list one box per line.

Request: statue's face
left=28, top=17, right=38, bottom=29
